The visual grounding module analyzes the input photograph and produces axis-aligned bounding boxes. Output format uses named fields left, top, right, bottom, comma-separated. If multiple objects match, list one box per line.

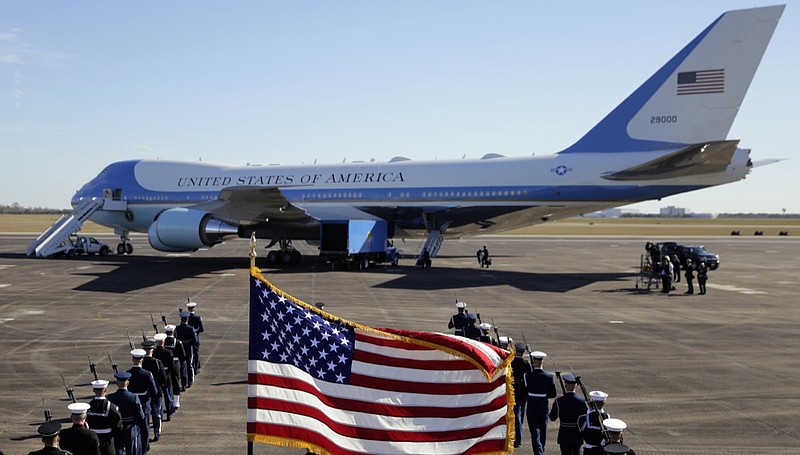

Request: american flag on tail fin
left=247, top=267, right=513, bottom=454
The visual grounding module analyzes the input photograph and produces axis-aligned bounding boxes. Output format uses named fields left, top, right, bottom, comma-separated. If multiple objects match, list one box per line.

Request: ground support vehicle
left=318, top=220, right=397, bottom=270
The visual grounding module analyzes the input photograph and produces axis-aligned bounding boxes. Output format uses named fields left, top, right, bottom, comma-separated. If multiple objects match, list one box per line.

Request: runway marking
left=221, top=273, right=237, bottom=277
left=25, top=310, right=44, bottom=315
left=0, top=318, right=13, bottom=324
left=707, top=283, right=766, bottom=295
left=609, top=320, right=625, bottom=324
left=75, top=266, right=93, bottom=270
left=0, top=284, right=10, bottom=288
left=0, top=264, right=15, bottom=270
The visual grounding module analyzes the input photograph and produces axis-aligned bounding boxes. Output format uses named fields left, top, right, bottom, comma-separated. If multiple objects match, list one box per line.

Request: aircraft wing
left=601, top=140, right=741, bottom=181
left=189, top=186, right=314, bottom=226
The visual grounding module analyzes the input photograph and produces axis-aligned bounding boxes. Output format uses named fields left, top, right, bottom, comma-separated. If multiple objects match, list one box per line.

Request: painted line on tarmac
left=707, top=283, right=766, bottom=295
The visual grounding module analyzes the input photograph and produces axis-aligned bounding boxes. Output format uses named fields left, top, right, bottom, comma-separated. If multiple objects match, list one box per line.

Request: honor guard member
left=478, top=322, right=499, bottom=346
left=140, top=341, right=165, bottom=442
left=523, top=351, right=557, bottom=455
left=186, top=300, right=204, bottom=374
left=447, top=301, right=470, bottom=337
left=86, top=380, right=122, bottom=455
left=29, top=421, right=71, bottom=455
left=107, top=371, right=144, bottom=455
left=164, top=324, right=188, bottom=394
left=602, top=418, right=635, bottom=455
left=510, top=343, right=532, bottom=448
left=462, top=313, right=481, bottom=341
left=578, top=391, right=610, bottom=455
left=59, top=403, right=100, bottom=455
left=175, top=310, right=199, bottom=388
left=152, top=333, right=178, bottom=419
left=126, top=349, right=157, bottom=453
left=498, top=336, right=512, bottom=351
left=548, top=373, right=587, bottom=455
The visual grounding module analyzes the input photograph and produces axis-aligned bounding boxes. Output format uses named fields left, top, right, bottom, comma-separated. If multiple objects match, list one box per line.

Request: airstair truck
left=319, top=220, right=396, bottom=269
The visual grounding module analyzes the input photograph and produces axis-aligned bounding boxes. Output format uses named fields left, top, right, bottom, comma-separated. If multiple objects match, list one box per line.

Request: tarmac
left=1, top=232, right=799, bottom=454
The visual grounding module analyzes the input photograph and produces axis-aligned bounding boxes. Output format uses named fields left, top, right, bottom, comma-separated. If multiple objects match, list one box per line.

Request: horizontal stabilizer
left=601, top=140, right=740, bottom=181
left=751, top=158, right=785, bottom=168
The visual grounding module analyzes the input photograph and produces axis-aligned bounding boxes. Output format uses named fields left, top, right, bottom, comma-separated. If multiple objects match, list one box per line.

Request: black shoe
left=151, top=437, right=159, bottom=442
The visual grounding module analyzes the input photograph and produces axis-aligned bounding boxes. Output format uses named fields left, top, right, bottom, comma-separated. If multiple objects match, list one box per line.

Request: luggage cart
left=636, top=254, right=659, bottom=290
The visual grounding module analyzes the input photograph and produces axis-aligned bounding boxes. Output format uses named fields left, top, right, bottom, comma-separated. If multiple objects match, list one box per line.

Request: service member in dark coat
left=86, top=380, right=122, bottom=455
left=477, top=322, right=499, bottom=346
left=684, top=259, right=695, bottom=294
left=140, top=341, right=166, bottom=442
left=523, top=351, right=557, bottom=455
left=186, top=301, right=204, bottom=374
left=462, top=313, right=481, bottom=341
left=548, top=373, right=587, bottom=455
left=107, top=371, right=145, bottom=455
left=29, top=421, right=71, bottom=455
left=697, top=261, right=708, bottom=295
left=447, top=301, right=470, bottom=337
left=602, top=418, right=636, bottom=455
left=164, top=324, right=187, bottom=395
left=126, top=349, right=158, bottom=453
left=153, top=333, right=178, bottom=418
left=578, top=390, right=610, bottom=455
left=510, top=343, right=532, bottom=448
left=59, top=403, right=100, bottom=455
left=175, top=311, right=199, bottom=388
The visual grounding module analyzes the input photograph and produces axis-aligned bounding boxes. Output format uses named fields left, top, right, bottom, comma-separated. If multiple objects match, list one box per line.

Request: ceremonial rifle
left=126, top=330, right=134, bottom=350
left=551, top=358, right=566, bottom=395
left=160, top=310, right=168, bottom=326
left=573, top=372, right=610, bottom=444
left=141, top=328, right=147, bottom=342
left=59, top=372, right=76, bottom=403
left=521, top=332, right=534, bottom=363
left=42, top=397, right=51, bottom=422
left=87, top=354, right=98, bottom=381
left=150, top=314, right=159, bottom=333
left=106, top=350, right=118, bottom=373
left=490, top=317, right=501, bottom=340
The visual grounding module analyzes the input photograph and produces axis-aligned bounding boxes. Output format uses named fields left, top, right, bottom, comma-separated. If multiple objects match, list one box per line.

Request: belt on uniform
left=528, top=393, right=547, bottom=397
left=94, top=428, right=112, bottom=434
left=560, top=423, right=578, bottom=428
left=134, top=391, right=148, bottom=396
left=584, top=443, right=598, bottom=449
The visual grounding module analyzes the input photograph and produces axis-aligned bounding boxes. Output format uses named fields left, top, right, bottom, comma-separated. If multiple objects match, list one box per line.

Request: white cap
left=91, top=379, right=109, bottom=389
left=130, top=349, right=146, bottom=358
left=590, top=390, right=609, bottom=402
left=498, top=336, right=510, bottom=345
left=531, top=351, right=547, bottom=359
left=187, top=301, right=198, bottom=308
left=68, top=402, right=90, bottom=414
left=603, top=418, right=627, bottom=433
left=479, top=322, right=492, bottom=330
left=153, top=333, right=167, bottom=342
left=455, top=301, right=466, bottom=309
left=164, top=324, right=176, bottom=332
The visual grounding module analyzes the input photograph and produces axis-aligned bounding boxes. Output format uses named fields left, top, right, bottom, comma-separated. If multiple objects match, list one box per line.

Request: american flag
left=247, top=268, right=513, bottom=454
left=677, top=69, right=725, bottom=95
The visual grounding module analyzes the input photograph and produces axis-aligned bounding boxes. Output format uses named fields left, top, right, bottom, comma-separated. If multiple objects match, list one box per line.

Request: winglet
left=560, top=5, right=785, bottom=154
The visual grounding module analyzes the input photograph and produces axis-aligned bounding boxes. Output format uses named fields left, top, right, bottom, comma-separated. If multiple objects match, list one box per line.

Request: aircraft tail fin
left=560, top=5, right=784, bottom=154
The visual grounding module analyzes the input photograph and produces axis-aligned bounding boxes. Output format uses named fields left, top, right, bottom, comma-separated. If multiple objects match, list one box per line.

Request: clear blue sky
left=1, top=1, right=797, bottom=214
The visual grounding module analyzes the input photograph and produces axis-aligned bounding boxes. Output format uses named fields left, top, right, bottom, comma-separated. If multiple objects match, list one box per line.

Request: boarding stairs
left=26, top=198, right=104, bottom=257
left=417, top=221, right=449, bottom=261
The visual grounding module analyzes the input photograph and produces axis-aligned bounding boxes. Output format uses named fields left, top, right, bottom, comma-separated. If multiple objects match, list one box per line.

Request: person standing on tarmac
left=29, top=421, right=71, bottom=455
left=510, top=343, right=532, bottom=448
left=697, top=261, right=709, bottom=295
left=447, top=301, right=470, bottom=337
left=523, top=351, right=557, bottom=455
left=672, top=255, right=681, bottom=283
left=684, top=259, right=695, bottom=295
left=86, top=379, right=122, bottom=455
left=59, top=403, right=101, bottom=455
left=660, top=257, right=673, bottom=293
left=548, top=373, right=587, bottom=455
left=186, top=301, right=204, bottom=374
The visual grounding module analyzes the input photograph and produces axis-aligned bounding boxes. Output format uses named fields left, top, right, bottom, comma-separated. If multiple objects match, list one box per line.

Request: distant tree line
left=0, top=203, right=70, bottom=215
left=620, top=212, right=799, bottom=219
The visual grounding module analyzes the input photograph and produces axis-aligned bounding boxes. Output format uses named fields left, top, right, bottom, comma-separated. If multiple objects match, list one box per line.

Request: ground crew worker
left=29, top=421, right=70, bottom=455
left=186, top=300, right=204, bottom=374
left=510, top=343, right=531, bottom=448
left=524, top=351, right=557, bottom=455
left=126, top=349, right=157, bottom=452
left=86, top=379, right=122, bottom=455
left=447, top=301, right=470, bottom=337
left=578, top=391, right=610, bottom=454
left=477, top=322, right=498, bottom=346
left=164, top=324, right=187, bottom=395
left=107, top=371, right=144, bottom=455
left=175, top=310, right=198, bottom=388
left=152, top=333, right=178, bottom=419
left=548, top=373, right=587, bottom=455
left=140, top=341, right=165, bottom=442
left=59, top=402, right=100, bottom=455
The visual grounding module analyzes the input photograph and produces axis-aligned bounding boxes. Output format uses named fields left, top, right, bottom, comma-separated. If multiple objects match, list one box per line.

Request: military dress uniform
left=29, top=421, right=72, bottom=455
left=86, top=381, right=122, bottom=455
left=523, top=352, right=557, bottom=455
left=447, top=302, right=470, bottom=337
left=477, top=323, right=499, bottom=346
left=187, top=301, right=204, bottom=374
left=140, top=342, right=166, bottom=441
left=577, top=391, right=610, bottom=455
left=59, top=403, right=100, bottom=455
left=175, top=313, right=199, bottom=387
left=127, top=351, right=158, bottom=453
left=153, top=333, right=179, bottom=418
left=548, top=374, right=587, bottom=455
left=107, top=372, right=145, bottom=455
left=164, top=326, right=187, bottom=392
left=510, top=344, right=532, bottom=448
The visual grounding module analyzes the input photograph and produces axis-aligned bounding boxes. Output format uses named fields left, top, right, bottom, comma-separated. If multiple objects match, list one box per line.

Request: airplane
left=29, top=5, right=784, bottom=264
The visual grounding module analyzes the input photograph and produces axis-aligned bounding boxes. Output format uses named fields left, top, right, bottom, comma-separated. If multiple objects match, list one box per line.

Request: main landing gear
left=116, top=230, right=134, bottom=255
left=264, top=238, right=302, bottom=265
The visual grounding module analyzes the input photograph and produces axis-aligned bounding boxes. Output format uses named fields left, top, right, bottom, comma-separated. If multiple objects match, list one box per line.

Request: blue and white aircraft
left=41, top=6, right=785, bottom=261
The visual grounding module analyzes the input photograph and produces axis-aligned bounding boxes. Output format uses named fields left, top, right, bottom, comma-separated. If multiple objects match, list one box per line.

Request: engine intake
left=148, top=208, right=239, bottom=252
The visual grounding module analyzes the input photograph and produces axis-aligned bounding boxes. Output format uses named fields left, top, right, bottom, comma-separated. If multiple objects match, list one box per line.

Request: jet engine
left=148, top=208, right=239, bottom=252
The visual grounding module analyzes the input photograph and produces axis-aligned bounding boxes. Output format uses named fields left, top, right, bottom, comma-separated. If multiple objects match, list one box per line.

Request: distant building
left=659, top=206, right=686, bottom=217
left=584, top=208, right=638, bottom=218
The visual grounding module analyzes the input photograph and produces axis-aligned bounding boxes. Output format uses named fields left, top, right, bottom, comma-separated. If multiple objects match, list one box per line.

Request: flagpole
left=249, top=232, right=257, bottom=269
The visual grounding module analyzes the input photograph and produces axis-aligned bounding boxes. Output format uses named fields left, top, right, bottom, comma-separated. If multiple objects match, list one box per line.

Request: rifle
left=490, top=317, right=501, bottom=343
left=106, top=350, right=118, bottom=373
left=573, top=372, right=610, bottom=444
left=521, top=332, right=534, bottom=363
left=551, top=358, right=565, bottom=395
left=59, top=372, right=76, bottom=403
left=42, top=397, right=51, bottom=422
left=141, top=328, right=147, bottom=342
left=87, top=354, right=98, bottom=381
left=126, top=330, right=134, bottom=350
left=150, top=314, right=159, bottom=333
left=160, top=310, right=168, bottom=326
